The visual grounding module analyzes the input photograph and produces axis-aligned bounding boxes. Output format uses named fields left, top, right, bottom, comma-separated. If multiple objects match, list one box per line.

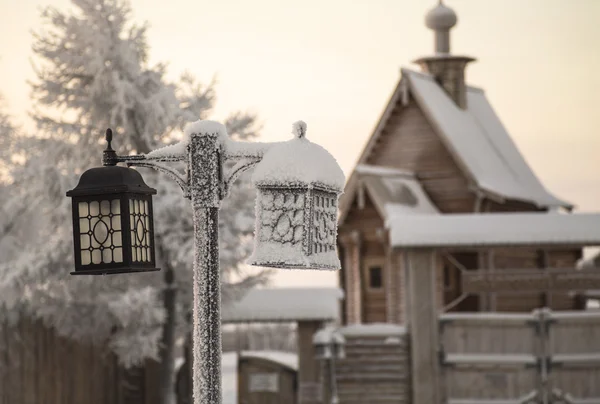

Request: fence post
left=535, top=307, right=552, bottom=404
left=405, top=248, right=441, bottom=404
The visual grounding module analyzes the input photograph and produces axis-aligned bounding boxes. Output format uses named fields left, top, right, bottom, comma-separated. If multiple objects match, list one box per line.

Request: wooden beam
left=406, top=248, right=441, bottom=404
left=297, top=320, right=324, bottom=404
left=462, top=268, right=600, bottom=293
left=339, top=231, right=362, bottom=324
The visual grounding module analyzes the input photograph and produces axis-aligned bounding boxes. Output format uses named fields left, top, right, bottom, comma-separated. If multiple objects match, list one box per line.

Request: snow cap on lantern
left=313, top=326, right=346, bottom=360
left=248, top=121, right=345, bottom=270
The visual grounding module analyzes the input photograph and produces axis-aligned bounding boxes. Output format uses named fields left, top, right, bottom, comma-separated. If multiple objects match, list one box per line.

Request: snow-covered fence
left=440, top=310, right=600, bottom=403
left=329, top=324, right=410, bottom=404
left=0, top=319, right=162, bottom=404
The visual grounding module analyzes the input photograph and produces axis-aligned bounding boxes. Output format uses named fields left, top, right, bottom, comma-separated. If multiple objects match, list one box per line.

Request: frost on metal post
left=187, top=121, right=226, bottom=404
left=248, top=121, right=345, bottom=270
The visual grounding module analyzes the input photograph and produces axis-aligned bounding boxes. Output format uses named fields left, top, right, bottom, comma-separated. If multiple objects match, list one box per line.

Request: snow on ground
left=222, top=352, right=238, bottom=404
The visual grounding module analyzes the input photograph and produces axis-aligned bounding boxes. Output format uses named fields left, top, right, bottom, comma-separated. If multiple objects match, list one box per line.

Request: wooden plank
left=462, top=268, right=600, bottom=293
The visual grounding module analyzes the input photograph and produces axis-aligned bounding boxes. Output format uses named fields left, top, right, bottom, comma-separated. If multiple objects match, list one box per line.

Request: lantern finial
left=105, top=128, right=113, bottom=147
left=292, top=120, right=307, bottom=139
left=103, top=128, right=117, bottom=166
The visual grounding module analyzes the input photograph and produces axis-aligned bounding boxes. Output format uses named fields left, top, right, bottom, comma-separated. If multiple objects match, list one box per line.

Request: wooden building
left=237, top=351, right=298, bottom=404
left=331, top=3, right=600, bottom=403
left=219, top=288, right=343, bottom=404
left=337, top=0, right=599, bottom=323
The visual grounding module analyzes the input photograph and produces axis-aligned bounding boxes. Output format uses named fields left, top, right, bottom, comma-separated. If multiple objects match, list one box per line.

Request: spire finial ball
left=425, top=1, right=457, bottom=31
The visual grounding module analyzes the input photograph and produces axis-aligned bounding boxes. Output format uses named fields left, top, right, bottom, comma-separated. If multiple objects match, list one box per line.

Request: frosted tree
left=0, top=1, right=269, bottom=402
left=0, top=95, right=22, bottom=260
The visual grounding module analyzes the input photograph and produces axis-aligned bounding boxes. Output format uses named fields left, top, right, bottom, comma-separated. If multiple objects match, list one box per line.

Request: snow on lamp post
left=313, top=326, right=345, bottom=404
left=66, top=120, right=344, bottom=404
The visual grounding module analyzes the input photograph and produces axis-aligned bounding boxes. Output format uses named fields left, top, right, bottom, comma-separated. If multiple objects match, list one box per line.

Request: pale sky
left=1, top=0, right=599, bottom=287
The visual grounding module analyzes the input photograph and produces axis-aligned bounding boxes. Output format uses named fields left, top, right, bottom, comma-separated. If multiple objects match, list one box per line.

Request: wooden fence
left=0, top=319, right=161, bottom=404
left=440, top=310, right=600, bottom=404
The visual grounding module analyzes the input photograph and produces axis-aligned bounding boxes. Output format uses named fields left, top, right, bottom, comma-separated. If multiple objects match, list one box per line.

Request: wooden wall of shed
left=0, top=319, right=160, bottom=404
left=237, top=356, right=297, bottom=404
left=365, top=102, right=476, bottom=213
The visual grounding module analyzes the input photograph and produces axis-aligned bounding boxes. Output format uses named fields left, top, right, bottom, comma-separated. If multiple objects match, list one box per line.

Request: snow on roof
left=380, top=177, right=439, bottom=216
left=221, top=288, right=344, bottom=323
left=251, top=121, right=345, bottom=190
left=339, top=323, right=406, bottom=337
left=352, top=164, right=439, bottom=220
left=313, top=326, right=345, bottom=345
left=440, top=312, right=534, bottom=322
left=403, top=68, right=570, bottom=209
left=240, top=350, right=298, bottom=371
left=388, top=212, right=600, bottom=248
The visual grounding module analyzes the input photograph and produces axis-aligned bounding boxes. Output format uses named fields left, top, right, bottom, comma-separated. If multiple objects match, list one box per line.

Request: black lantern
left=66, top=130, right=159, bottom=275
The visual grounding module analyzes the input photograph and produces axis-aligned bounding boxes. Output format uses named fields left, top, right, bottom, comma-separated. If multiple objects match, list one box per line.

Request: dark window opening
left=369, top=266, right=383, bottom=289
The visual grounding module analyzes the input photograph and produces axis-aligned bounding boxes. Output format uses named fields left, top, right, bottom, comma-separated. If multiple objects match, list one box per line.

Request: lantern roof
left=251, top=121, right=345, bottom=191
left=66, top=165, right=157, bottom=197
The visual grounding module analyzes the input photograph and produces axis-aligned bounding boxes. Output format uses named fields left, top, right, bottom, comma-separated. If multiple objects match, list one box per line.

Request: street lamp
left=66, top=129, right=159, bottom=275
left=313, top=326, right=345, bottom=404
left=66, top=120, right=344, bottom=404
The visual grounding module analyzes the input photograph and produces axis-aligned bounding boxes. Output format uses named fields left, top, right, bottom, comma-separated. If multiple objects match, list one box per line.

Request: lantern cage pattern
left=77, top=199, right=124, bottom=265
left=128, top=198, right=153, bottom=263
left=249, top=184, right=341, bottom=270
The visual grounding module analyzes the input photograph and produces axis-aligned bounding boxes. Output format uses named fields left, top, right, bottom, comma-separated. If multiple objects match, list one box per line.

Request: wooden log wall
left=0, top=319, right=160, bottom=404
left=481, top=247, right=580, bottom=312
left=333, top=331, right=410, bottom=404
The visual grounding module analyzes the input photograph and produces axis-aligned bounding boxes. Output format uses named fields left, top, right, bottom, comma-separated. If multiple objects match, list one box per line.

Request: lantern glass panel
left=76, top=199, right=124, bottom=265
left=129, top=197, right=152, bottom=263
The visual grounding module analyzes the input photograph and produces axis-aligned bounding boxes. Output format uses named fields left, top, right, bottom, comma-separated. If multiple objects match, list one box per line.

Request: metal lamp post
left=66, top=120, right=344, bottom=404
left=313, top=326, right=345, bottom=404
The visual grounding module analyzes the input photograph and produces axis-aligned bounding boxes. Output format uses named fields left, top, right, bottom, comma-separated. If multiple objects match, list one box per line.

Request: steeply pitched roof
left=403, top=68, right=570, bottom=208
left=387, top=212, right=600, bottom=248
